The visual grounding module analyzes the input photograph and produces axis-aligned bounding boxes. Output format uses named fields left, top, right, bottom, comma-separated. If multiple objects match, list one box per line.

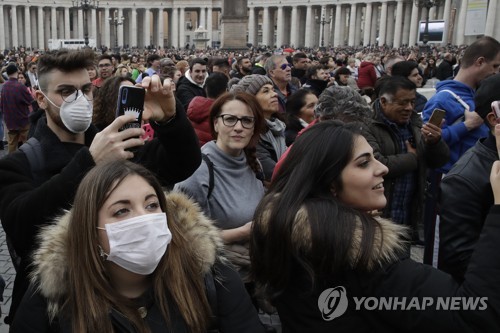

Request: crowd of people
left=0, top=36, right=499, bottom=332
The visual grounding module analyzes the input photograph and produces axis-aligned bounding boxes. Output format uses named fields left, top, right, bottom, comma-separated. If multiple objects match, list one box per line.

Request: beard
left=45, top=104, right=74, bottom=135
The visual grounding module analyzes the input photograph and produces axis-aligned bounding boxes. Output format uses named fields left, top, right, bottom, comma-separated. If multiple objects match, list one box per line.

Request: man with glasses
left=264, top=55, right=297, bottom=113
left=365, top=77, right=449, bottom=249
left=0, top=49, right=201, bottom=326
left=92, top=54, right=114, bottom=89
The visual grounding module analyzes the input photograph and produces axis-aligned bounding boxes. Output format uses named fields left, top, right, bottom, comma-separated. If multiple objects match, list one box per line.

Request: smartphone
left=492, top=101, right=500, bottom=119
left=116, top=85, right=145, bottom=132
left=428, top=108, right=446, bottom=127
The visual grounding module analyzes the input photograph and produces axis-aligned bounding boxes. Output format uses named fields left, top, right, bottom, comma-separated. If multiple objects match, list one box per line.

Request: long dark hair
left=251, top=121, right=383, bottom=297
left=209, top=91, right=267, bottom=175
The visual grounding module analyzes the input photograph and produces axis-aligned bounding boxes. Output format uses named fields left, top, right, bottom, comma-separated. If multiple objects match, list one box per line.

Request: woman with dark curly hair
left=92, top=76, right=136, bottom=131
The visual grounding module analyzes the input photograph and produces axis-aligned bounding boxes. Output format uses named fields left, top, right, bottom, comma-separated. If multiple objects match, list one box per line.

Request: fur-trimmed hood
left=259, top=204, right=407, bottom=271
left=31, top=191, right=223, bottom=302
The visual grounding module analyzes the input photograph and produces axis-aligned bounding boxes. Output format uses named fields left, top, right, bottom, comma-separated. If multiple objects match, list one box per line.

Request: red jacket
left=357, top=61, right=377, bottom=89
left=187, top=96, right=214, bottom=146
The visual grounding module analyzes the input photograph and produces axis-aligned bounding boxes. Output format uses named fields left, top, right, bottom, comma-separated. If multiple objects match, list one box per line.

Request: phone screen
left=492, top=101, right=500, bottom=119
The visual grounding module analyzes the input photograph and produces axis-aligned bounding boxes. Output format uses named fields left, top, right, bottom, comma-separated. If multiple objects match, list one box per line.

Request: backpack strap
left=201, top=154, right=215, bottom=199
left=19, top=137, right=44, bottom=177
left=439, top=89, right=470, bottom=111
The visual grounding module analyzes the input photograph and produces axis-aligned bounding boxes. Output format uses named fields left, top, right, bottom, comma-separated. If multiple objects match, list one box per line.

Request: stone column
left=442, top=0, right=451, bottom=44
left=18, top=6, right=24, bottom=45
left=304, top=5, right=313, bottom=47
left=207, top=7, right=213, bottom=47
left=393, top=1, right=404, bottom=48
left=157, top=9, right=164, bottom=48
left=485, top=0, right=497, bottom=36
left=38, top=6, right=44, bottom=49
left=143, top=8, right=150, bottom=47
left=370, top=4, right=378, bottom=45
left=25, top=6, right=32, bottom=48
left=129, top=8, right=137, bottom=47
left=333, top=4, right=342, bottom=46
left=386, top=3, right=395, bottom=46
left=64, top=7, right=70, bottom=39
left=276, top=6, right=284, bottom=48
left=199, top=7, right=206, bottom=29
left=11, top=6, right=18, bottom=47
left=429, top=6, right=436, bottom=20
left=290, top=6, right=298, bottom=47
left=348, top=3, right=356, bottom=46
left=0, top=6, right=4, bottom=50
left=179, top=7, right=185, bottom=48
left=116, top=8, right=123, bottom=47
left=77, top=9, right=84, bottom=39
left=104, top=7, right=110, bottom=48
left=378, top=2, right=388, bottom=45
left=51, top=7, right=57, bottom=40
left=363, top=3, right=372, bottom=46
left=456, top=0, right=467, bottom=45
left=91, top=8, right=97, bottom=46
left=409, top=3, right=419, bottom=46
left=171, top=8, right=178, bottom=48
left=402, top=2, right=411, bottom=45
left=262, top=6, right=270, bottom=47
left=353, top=5, right=362, bottom=46
left=248, top=7, right=256, bottom=46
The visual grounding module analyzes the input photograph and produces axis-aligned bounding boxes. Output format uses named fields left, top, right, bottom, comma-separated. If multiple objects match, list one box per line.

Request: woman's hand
left=221, top=222, right=253, bottom=244
left=138, top=75, right=176, bottom=123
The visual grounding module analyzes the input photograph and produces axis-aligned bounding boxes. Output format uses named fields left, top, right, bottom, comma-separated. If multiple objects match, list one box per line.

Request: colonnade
left=0, top=0, right=499, bottom=50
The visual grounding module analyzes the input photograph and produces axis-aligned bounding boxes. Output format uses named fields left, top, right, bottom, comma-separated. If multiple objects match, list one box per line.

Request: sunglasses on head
left=279, top=63, right=292, bottom=70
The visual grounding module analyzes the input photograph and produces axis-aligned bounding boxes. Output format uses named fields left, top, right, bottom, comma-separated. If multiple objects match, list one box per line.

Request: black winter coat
left=438, top=135, right=497, bottom=281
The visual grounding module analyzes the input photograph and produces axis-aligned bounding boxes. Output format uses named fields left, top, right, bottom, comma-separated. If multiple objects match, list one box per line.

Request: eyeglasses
left=218, top=114, right=255, bottom=129
left=279, top=63, right=293, bottom=70
left=57, top=86, right=93, bottom=103
left=389, top=99, right=416, bottom=107
left=98, top=63, right=112, bottom=68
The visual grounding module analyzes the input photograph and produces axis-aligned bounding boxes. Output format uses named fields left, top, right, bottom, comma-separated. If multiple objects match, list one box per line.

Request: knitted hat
left=5, top=63, right=18, bottom=76
left=229, top=74, right=273, bottom=95
left=475, top=73, right=500, bottom=119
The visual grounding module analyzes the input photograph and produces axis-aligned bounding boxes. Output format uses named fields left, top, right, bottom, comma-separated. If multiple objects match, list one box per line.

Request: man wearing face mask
left=0, top=49, right=201, bottom=327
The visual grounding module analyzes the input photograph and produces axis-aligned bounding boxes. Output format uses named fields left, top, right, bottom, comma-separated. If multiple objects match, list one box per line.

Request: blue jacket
left=422, top=80, right=488, bottom=173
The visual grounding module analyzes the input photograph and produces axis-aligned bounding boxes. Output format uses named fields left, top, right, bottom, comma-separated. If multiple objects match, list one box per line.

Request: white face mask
left=42, top=91, right=93, bottom=133
left=98, top=212, right=172, bottom=275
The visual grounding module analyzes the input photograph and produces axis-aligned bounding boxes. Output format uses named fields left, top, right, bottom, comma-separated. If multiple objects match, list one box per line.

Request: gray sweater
left=175, top=141, right=265, bottom=230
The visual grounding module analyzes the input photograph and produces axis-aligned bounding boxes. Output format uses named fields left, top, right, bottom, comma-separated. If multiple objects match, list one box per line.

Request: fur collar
left=260, top=204, right=407, bottom=271
left=294, top=206, right=407, bottom=270
left=31, top=191, right=223, bottom=302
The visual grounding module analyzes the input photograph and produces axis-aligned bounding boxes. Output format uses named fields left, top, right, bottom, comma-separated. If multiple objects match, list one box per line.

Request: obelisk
left=220, top=0, right=248, bottom=50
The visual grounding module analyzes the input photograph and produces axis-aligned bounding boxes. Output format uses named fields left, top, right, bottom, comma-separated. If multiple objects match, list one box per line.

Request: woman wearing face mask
left=175, top=92, right=266, bottom=285
left=251, top=120, right=500, bottom=332
left=230, top=74, right=287, bottom=182
left=13, top=160, right=265, bottom=333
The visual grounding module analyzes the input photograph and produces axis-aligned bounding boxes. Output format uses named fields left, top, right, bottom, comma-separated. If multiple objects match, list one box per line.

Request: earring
left=98, top=245, right=108, bottom=260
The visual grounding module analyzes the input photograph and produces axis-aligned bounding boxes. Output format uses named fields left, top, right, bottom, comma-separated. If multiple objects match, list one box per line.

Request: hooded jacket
left=357, top=61, right=377, bottom=89
left=422, top=79, right=489, bottom=173
left=12, top=191, right=265, bottom=333
left=260, top=202, right=500, bottom=332
left=187, top=96, right=214, bottom=146
left=176, top=69, right=208, bottom=111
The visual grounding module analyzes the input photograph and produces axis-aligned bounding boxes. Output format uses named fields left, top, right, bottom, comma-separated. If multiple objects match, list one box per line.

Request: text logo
left=318, top=286, right=348, bottom=321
